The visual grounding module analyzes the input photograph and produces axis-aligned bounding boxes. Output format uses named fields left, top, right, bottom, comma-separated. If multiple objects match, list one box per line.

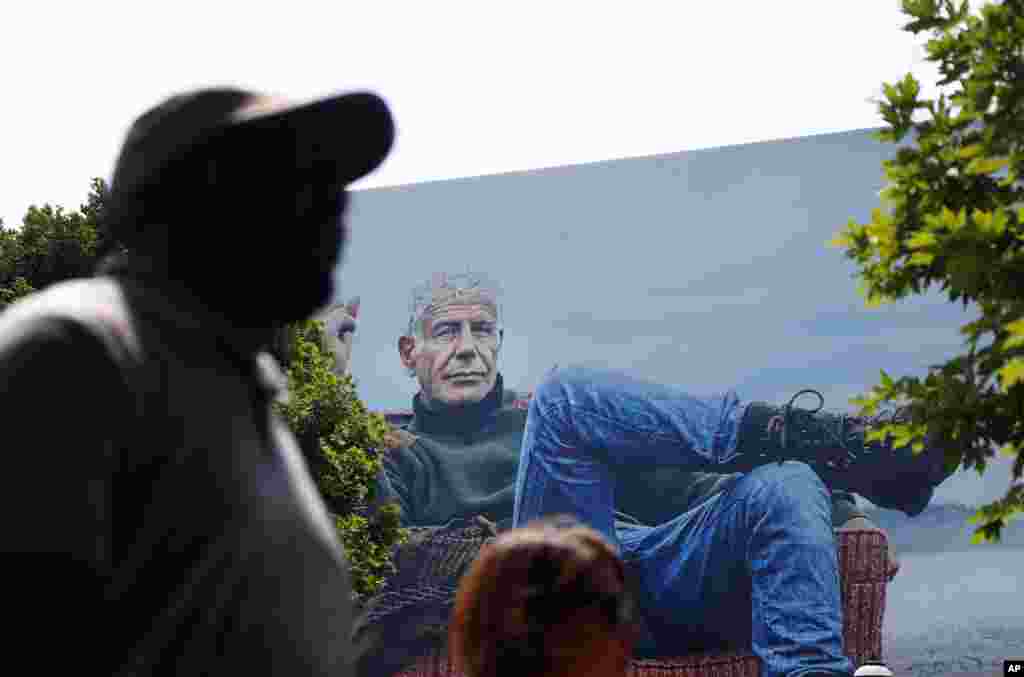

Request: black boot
left=731, top=389, right=956, bottom=516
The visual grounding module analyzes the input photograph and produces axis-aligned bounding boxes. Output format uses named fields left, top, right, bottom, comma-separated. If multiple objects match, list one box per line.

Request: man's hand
left=838, top=516, right=900, bottom=580
left=382, top=426, right=417, bottom=450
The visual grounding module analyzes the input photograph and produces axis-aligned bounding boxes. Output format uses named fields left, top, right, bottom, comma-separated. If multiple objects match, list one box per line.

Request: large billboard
left=327, top=127, right=1020, bottom=677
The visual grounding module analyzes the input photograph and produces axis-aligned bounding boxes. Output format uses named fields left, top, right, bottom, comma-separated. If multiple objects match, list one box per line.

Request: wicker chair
left=362, top=525, right=891, bottom=677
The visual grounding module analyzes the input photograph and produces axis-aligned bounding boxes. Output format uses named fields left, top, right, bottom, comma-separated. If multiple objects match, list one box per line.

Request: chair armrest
left=834, top=528, right=890, bottom=665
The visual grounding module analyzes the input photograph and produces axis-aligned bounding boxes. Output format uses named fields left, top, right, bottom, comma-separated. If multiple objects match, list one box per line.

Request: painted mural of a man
left=359, top=271, right=954, bottom=677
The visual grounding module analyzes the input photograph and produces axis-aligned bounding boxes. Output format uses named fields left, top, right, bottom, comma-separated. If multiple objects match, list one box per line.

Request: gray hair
left=406, top=271, right=503, bottom=338
left=403, top=272, right=504, bottom=379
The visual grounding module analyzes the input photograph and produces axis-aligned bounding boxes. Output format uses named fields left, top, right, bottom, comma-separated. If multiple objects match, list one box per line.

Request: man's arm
left=371, top=465, right=411, bottom=523
left=369, top=430, right=422, bottom=525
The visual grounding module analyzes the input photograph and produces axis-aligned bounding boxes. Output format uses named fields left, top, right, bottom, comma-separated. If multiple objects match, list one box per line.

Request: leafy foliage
left=272, top=320, right=407, bottom=602
left=0, top=178, right=122, bottom=311
left=830, top=0, right=1024, bottom=541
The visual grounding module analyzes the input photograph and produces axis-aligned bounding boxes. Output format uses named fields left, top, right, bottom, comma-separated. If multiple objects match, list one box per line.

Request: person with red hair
left=450, top=517, right=638, bottom=677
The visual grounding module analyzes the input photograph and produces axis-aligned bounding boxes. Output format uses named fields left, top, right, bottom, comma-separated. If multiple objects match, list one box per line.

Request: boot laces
left=765, top=390, right=909, bottom=471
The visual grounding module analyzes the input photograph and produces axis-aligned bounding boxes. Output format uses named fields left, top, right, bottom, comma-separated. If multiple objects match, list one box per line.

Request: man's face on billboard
left=400, top=302, right=500, bottom=408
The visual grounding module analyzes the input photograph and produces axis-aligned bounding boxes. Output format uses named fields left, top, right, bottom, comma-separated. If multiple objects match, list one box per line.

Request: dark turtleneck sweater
left=376, top=374, right=526, bottom=528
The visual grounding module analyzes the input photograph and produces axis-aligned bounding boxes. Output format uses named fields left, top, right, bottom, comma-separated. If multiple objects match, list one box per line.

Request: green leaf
left=957, top=143, right=984, bottom=159
left=907, top=231, right=938, bottom=249
left=865, top=292, right=894, bottom=309
left=880, top=369, right=895, bottom=389
left=972, top=209, right=993, bottom=230
left=1003, top=335, right=1024, bottom=350
left=1002, top=319, right=1024, bottom=349
left=890, top=424, right=915, bottom=449
left=865, top=428, right=889, bottom=445
left=965, top=157, right=1009, bottom=175
left=909, top=252, right=936, bottom=266
left=827, top=232, right=853, bottom=249
left=940, top=206, right=967, bottom=230
left=998, top=357, right=1024, bottom=391
left=1007, top=319, right=1024, bottom=336
left=990, top=209, right=1009, bottom=236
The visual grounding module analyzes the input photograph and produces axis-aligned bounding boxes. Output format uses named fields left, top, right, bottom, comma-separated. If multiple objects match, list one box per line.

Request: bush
left=272, top=319, right=407, bottom=602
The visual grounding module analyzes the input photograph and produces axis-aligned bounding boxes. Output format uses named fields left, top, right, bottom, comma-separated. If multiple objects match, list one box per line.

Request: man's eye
left=336, top=321, right=356, bottom=337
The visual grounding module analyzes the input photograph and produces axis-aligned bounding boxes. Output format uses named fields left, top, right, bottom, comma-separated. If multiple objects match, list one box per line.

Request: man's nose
left=453, top=326, right=479, bottom=355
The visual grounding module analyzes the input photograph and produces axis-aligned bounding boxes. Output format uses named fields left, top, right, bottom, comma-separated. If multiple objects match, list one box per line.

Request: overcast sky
left=4, top=1, right=1013, bottom=507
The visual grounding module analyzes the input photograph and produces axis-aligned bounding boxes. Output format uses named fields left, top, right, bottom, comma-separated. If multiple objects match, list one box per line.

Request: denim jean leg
left=742, top=462, right=851, bottom=677
left=512, top=366, right=851, bottom=677
left=621, top=462, right=850, bottom=677
left=513, top=364, right=746, bottom=548
left=616, top=508, right=755, bottom=659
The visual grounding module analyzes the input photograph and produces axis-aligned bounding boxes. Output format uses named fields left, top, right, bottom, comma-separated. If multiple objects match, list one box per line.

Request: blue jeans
left=512, top=366, right=852, bottom=677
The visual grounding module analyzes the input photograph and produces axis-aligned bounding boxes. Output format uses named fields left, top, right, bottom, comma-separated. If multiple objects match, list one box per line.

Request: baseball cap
left=106, top=86, right=394, bottom=237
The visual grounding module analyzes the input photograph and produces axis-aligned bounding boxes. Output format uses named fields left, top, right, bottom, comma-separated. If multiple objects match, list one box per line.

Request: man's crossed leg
left=513, top=365, right=951, bottom=677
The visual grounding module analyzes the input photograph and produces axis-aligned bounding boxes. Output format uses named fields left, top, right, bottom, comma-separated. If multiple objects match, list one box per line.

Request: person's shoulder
left=0, top=277, right=135, bottom=350
left=0, top=279, right=138, bottom=406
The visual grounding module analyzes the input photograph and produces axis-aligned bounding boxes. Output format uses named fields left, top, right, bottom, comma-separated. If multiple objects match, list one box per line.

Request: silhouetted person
left=0, top=87, right=394, bottom=675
